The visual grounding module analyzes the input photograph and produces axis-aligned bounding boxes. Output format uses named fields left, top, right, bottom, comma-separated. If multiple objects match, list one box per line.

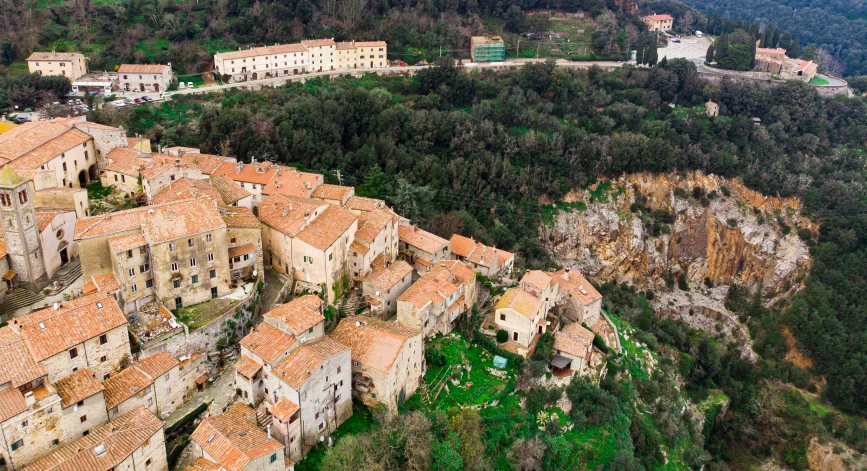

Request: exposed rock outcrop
left=545, top=172, right=814, bottom=301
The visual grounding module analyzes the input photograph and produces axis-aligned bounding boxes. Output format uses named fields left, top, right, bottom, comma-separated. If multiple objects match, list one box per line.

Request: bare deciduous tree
left=339, top=0, right=366, bottom=34
left=816, top=47, right=844, bottom=76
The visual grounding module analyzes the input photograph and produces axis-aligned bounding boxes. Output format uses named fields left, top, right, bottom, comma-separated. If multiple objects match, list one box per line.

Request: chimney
left=282, top=208, right=288, bottom=217
left=289, top=203, right=293, bottom=211
left=24, top=391, right=35, bottom=407
left=267, top=424, right=271, bottom=439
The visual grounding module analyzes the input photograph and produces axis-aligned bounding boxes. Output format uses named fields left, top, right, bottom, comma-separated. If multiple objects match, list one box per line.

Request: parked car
left=178, top=83, right=186, bottom=89
left=141, top=96, right=152, bottom=101
left=671, top=38, right=681, bottom=43
left=399, top=61, right=406, bottom=67
left=160, top=92, right=172, bottom=99
left=123, top=98, right=134, bottom=104
left=134, top=98, right=144, bottom=103
left=187, top=82, right=194, bottom=88
left=415, top=61, right=426, bottom=66
left=13, top=116, right=30, bottom=124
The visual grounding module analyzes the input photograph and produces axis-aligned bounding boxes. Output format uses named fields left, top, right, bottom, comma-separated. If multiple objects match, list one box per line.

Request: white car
left=693, top=40, right=697, bottom=44
left=178, top=83, right=186, bottom=89
left=187, top=82, right=194, bottom=88
left=160, top=92, right=172, bottom=99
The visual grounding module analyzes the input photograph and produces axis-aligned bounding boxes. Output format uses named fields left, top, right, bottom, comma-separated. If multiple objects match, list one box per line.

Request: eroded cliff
left=544, top=171, right=814, bottom=300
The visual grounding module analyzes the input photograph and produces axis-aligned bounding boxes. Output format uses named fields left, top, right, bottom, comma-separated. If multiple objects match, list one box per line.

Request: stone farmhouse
left=397, top=260, right=476, bottom=337
left=22, top=406, right=167, bottom=471
left=190, top=402, right=287, bottom=471
left=360, top=260, right=414, bottom=319
left=26, top=52, right=87, bottom=81
left=643, top=14, right=674, bottom=32
left=551, top=322, right=595, bottom=374
left=117, top=63, right=174, bottom=93
left=494, top=288, right=547, bottom=348
left=754, top=46, right=819, bottom=82
left=449, top=234, right=514, bottom=278
left=331, top=316, right=423, bottom=412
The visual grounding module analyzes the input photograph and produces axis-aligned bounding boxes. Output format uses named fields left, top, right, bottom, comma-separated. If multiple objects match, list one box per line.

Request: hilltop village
left=0, top=114, right=615, bottom=471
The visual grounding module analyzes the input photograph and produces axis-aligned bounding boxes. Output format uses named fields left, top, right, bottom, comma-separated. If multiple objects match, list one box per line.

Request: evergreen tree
left=706, top=43, right=715, bottom=63
left=636, top=45, right=644, bottom=66
left=646, top=34, right=659, bottom=66
left=715, top=33, right=729, bottom=65
left=771, top=27, right=780, bottom=48
left=788, top=37, right=800, bottom=58
left=761, top=24, right=773, bottom=48
left=779, top=31, right=792, bottom=50
left=802, top=43, right=818, bottom=60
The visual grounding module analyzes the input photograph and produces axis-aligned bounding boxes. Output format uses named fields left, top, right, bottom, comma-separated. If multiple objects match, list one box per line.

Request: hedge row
left=472, top=331, right=525, bottom=370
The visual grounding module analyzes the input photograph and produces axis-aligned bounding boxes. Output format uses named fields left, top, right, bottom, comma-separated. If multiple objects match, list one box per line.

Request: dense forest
left=88, top=59, right=867, bottom=467
left=679, top=0, right=867, bottom=76
left=0, top=0, right=644, bottom=75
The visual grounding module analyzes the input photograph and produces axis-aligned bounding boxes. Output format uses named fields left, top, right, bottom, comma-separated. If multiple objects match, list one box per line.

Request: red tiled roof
left=554, top=322, right=595, bottom=357
left=271, top=337, right=348, bottom=389
left=213, top=161, right=276, bottom=186
left=102, top=365, right=153, bottom=409
left=496, top=288, right=544, bottom=319
left=361, top=260, right=413, bottom=292
left=296, top=205, right=357, bottom=251
left=228, top=243, right=256, bottom=259
left=345, top=196, right=385, bottom=212
left=222, top=206, right=260, bottom=228
left=190, top=403, right=283, bottom=471
left=178, top=154, right=230, bottom=175
left=233, top=354, right=263, bottom=379
left=185, top=458, right=223, bottom=471
left=258, top=194, right=327, bottom=237
left=263, top=295, right=324, bottom=335
left=136, top=351, right=179, bottom=379
left=54, top=368, right=104, bottom=408
left=399, top=225, right=448, bottom=254
left=151, top=178, right=226, bottom=207
left=0, top=387, right=28, bottom=422
left=240, top=323, right=296, bottom=364
left=551, top=269, right=602, bottom=306
left=268, top=396, right=300, bottom=422
left=210, top=175, right=251, bottom=205
left=118, top=64, right=171, bottom=74
left=0, top=326, right=45, bottom=389
left=332, top=317, right=420, bottom=372
left=261, top=167, right=322, bottom=198
left=310, top=184, right=353, bottom=203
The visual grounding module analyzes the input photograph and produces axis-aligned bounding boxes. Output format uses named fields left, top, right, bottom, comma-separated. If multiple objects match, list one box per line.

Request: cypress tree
left=646, top=34, right=659, bottom=66
left=789, top=38, right=800, bottom=58
left=779, top=31, right=792, bottom=50
left=761, top=24, right=772, bottom=48
left=716, top=33, right=729, bottom=65
left=636, top=45, right=645, bottom=65
left=771, top=27, right=780, bottom=48
left=706, top=43, right=715, bottom=64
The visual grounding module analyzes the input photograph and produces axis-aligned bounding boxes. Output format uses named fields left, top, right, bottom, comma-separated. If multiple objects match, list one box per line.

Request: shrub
left=720, top=186, right=731, bottom=197
left=496, top=329, right=509, bottom=343
left=727, top=218, right=738, bottom=227
left=677, top=274, right=689, bottom=291
left=703, top=278, right=714, bottom=288
left=425, top=347, right=446, bottom=367
left=644, top=290, right=655, bottom=300
left=797, top=227, right=812, bottom=241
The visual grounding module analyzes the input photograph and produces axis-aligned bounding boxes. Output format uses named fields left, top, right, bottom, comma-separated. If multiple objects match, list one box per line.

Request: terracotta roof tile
left=185, top=458, right=223, bottom=471
left=23, top=406, right=164, bottom=471
left=521, top=270, right=552, bottom=292
left=296, top=205, right=356, bottom=251
left=271, top=337, right=348, bottom=389
left=136, top=351, right=179, bottom=379
left=263, top=295, right=324, bottom=335
left=0, top=326, right=46, bottom=388
left=233, top=354, right=263, bottom=379
left=178, top=154, right=230, bottom=175
left=92, top=272, right=120, bottom=292
left=240, top=323, right=296, bottom=364
left=213, top=161, right=277, bottom=186
left=355, top=41, right=387, bottom=47
left=54, top=368, right=104, bottom=408
left=75, top=199, right=224, bottom=242
left=310, top=184, right=353, bottom=203
left=0, top=121, right=70, bottom=160
left=268, top=397, right=299, bottom=422
left=332, top=317, right=420, bottom=372
left=26, top=52, right=84, bottom=62
left=355, top=209, right=393, bottom=244
left=228, top=243, right=256, bottom=259
left=399, top=225, right=449, bottom=255
left=118, top=64, right=171, bottom=74
left=216, top=43, right=307, bottom=61
left=551, top=269, right=602, bottom=306
left=13, top=293, right=127, bottom=362
left=433, top=260, right=476, bottom=286
left=496, top=288, right=544, bottom=319
left=554, top=323, right=595, bottom=357
left=345, top=196, right=385, bottom=212
left=102, top=366, right=153, bottom=409
left=35, top=210, right=69, bottom=232
left=222, top=206, right=260, bottom=228
left=210, top=175, right=251, bottom=205
left=301, top=39, right=337, bottom=48
left=190, top=403, right=283, bottom=471
left=261, top=167, right=323, bottom=198
left=107, top=232, right=148, bottom=253
left=350, top=240, right=369, bottom=255
left=361, top=260, right=413, bottom=293
left=151, top=178, right=226, bottom=207
left=8, top=128, right=91, bottom=171
left=398, top=268, right=460, bottom=309
left=644, top=14, right=674, bottom=21
left=448, top=234, right=503, bottom=268
left=0, top=387, right=28, bottom=421
left=258, top=194, right=327, bottom=236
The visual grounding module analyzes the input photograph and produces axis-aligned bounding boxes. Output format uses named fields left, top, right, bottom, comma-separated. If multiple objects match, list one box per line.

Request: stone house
left=261, top=167, right=324, bottom=201
left=177, top=353, right=208, bottom=402
left=396, top=260, right=476, bottom=337
left=22, top=405, right=168, bottom=471
left=74, top=198, right=235, bottom=312
left=0, top=364, right=64, bottom=470
left=301, top=39, right=337, bottom=72
left=35, top=209, right=77, bottom=279
left=32, top=186, right=90, bottom=219
left=72, top=122, right=128, bottom=169
left=210, top=175, right=253, bottom=208
left=259, top=195, right=357, bottom=303
left=350, top=208, right=400, bottom=282
left=494, top=288, right=547, bottom=348
left=309, top=184, right=354, bottom=206
left=235, top=322, right=299, bottom=405
left=150, top=177, right=230, bottom=207
left=262, top=295, right=326, bottom=341
left=213, top=161, right=323, bottom=209
left=264, top=337, right=352, bottom=461
left=177, top=154, right=237, bottom=178
left=344, top=196, right=388, bottom=215
left=135, top=351, right=182, bottom=416
left=223, top=207, right=264, bottom=285
left=360, top=260, right=414, bottom=319
left=705, top=101, right=719, bottom=117
left=102, top=151, right=204, bottom=200
left=190, top=402, right=286, bottom=471
left=53, top=368, right=109, bottom=442
left=267, top=397, right=302, bottom=461
left=102, top=365, right=156, bottom=420
left=0, top=122, right=98, bottom=189
left=398, top=225, right=451, bottom=276
left=117, top=63, right=173, bottom=93
left=551, top=322, right=595, bottom=374
left=100, top=147, right=145, bottom=196
left=550, top=268, right=603, bottom=326
left=26, top=52, right=87, bottom=81
left=336, top=42, right=358, bottom=69
left=448, top=234, right=514, bottom=278
left=520, top=270, right=559, bottom=313
left=214, top=44, right=309, bottom=83
left=9, top=292, right=130, bottom=383
left=334, top=41, right=388, bottom=69
left=331, top=317, right=423, bottom=412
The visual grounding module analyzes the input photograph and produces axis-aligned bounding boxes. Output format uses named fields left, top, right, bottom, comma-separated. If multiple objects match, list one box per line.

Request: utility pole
left=334, top=170, right=343, bottom=186
left=517, top=39, right=521, bottom=58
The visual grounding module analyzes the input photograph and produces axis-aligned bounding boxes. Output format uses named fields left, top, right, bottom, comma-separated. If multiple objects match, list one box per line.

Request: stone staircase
left=337, top=289, right=365, bottom=316
left=0, top=289, right=45, bottom=315
left=255, top=406, right=272, bottom=429
left=50, top=260, right=82, bottom=288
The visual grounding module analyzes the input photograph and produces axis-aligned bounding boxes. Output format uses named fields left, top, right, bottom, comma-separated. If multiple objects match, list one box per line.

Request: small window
left=99, top=334, right=108, bottom=345
left=187, top=239, right=194, bottom=247
left=191, top=275, right=199, bottom=284
left=500, top=313, right=506, bottom=321
left=147, top=398, right=153, bottom=407
left=270, top=454, right=277, bottom=464
left=173, top=279, right=180, bottom=289
left=130, top=284, right=137, bottom=293
left=189, top=258, right=196, bottom=267
left=146, top=458, right=152, bottom=467
left=80, top=415, right=87, bottom=423
left=208, top=253, right=214, bottom=262
left=69, top=347, right=78, bottom=359
left=10, top=439, right=23, bottom=451
left=231, top=237, right=237, bottom=244
left=146, top=279, right=153, bottom=288
left=209, top=269, right=216, bottom=279
left=206, top=234, right=212, bottom=242
left=211, top=287, right=218, bottom=299
left=166, top=387, right=171, bottom=395
left=169, top=243, right=176, bottom=252
left=171, top=263, right=178, bottom=272
left=100, top=355, right=107, bottom=362
left=110, top=406, right=118, bottom=415
left=175, top=297, right=183, bottom=308
left=337, top=366, right=341, bottom=374
left=128, top=268, right=135, bottom=278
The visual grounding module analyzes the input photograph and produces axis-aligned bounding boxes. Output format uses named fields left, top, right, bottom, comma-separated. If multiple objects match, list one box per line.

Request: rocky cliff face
left=545, top=172, right=814, bottom=300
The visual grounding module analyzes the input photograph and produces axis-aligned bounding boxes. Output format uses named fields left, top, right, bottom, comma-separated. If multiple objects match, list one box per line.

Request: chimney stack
left=24, top=391, right=35, bottom=407
left=282, top=208, right=288, bottom=217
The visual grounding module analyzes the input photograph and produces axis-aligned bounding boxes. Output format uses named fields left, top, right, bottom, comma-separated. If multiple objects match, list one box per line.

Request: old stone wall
left=61, top=391, right=109, bottom=442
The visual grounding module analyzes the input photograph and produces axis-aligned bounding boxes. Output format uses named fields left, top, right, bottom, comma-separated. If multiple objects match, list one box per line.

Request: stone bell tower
left=0, top=166, right=45, bottom=285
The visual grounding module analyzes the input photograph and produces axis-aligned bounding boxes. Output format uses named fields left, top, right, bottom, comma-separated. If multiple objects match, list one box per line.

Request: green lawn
left=808, top=76, right=830, bottom=85
left=175, top=297, right=241, bottom=330
left=295, top=400, right=375, bottom=471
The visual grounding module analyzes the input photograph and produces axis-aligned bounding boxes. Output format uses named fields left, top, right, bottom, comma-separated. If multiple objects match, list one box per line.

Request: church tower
left=0, top=166, right=45, bottom=284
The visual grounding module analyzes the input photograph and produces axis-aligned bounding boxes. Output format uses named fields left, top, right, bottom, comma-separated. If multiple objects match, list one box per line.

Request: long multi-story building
left=214, top=44, right=309, bottom=83
left=26, top=52, right=87, bottom=81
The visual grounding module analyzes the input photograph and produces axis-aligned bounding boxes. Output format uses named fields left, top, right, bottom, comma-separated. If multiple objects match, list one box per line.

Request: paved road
left=164, top=361, right=237, bottom=429
left=658, top=35, right=711, bottom=66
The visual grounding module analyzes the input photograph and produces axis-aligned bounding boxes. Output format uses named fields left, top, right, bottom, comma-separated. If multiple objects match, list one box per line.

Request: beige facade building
left=0, top=378, right=64, bottom=469
left=259, top=194, right=357, bottom=303
left=0, top=121, right=98, bottom=189
left=53, top=368, right=109, bottom=442
left=335, top=41, right=388, bottom=69
left=398, top=225, right=450, bottom=276
left=449, top=234, right=514, bottom=277
left=136, top=351, right=182, bottom=416
left=191, top=403, right=286, bottom=471
left=350, top=208, right=400, bottom=281
left=102, top=150, right=204, bottom=200
left=550, top=268, right=602, bottom=325
left=23, top=406, right=168, bottom=471
left=301, top=39, right=337, bottom=72
left=494, top=288, right=547, bottom=348
left=360, top=260, right=414, bottom=319
left=397, top=260, right=476, bottom=337
left=74, top=198, right=237, bottom=313
left=643, top=14, right=674, bottom=31
left=332, top=316, right=423, bottom=412
left=520, top=270, right=559, bottom=313
left=26, top=52, right=87, bottom=81
left=118, top=64, right=174, bottom=93
left=214, top=44, right=309, bottom=83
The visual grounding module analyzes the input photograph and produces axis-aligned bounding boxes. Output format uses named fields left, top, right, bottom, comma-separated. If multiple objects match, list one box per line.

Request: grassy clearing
left=541, top=200, right=588, bottom=225
left=589, top=180, right=613, bottom=203
left=808, top=76, right=831, bottom=85
left=295, top=400, right=375, bottom=471
left=176, top=297, right=241, bottom=330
